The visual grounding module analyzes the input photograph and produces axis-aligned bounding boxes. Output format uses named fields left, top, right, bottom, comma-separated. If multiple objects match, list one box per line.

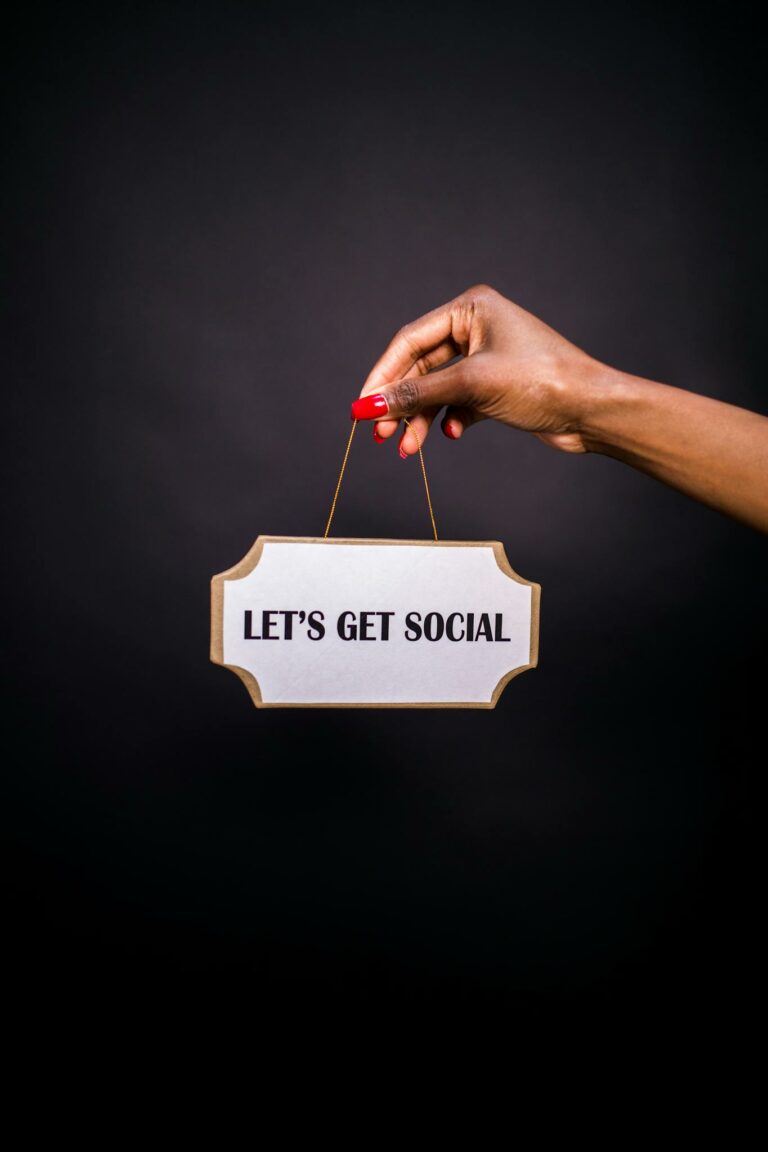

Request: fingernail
left=399, top=438, right=408, bottom=459
left=351, top=394, right=389, bottom=420
left=444, top=421, right=459, bottom=440
left=373, top=428, right=384, bottom=443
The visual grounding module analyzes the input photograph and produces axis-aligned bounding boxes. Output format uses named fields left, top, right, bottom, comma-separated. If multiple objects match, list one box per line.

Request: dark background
left=3, top=0, right=765, bottom=1017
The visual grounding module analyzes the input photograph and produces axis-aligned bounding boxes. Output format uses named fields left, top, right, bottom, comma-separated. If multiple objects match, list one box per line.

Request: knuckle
left=466, top=282, right=496, bottom=303
left=451, top=285, right=498, bottom=350
left=414, top=349, right=437, bottom=375
left=396, top=323, right=421, bottom=359
left=391, top=377, right=422, bottom=413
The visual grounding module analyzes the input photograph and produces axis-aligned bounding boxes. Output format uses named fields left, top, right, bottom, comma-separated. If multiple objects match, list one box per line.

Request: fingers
left=361, top=303, right=461, bottom=398
left=372, top=405, right=479, bottom=452
left=354, top=287, right=499, bottom=448
left=360, top=283, right=497, bottom=400
left=373, top=419, right=398, bottom=443
left=399, top=406, right=441, bottom=456
left=371, top=342, right=458, bottom=444
left=358, top=287, right=492, bottom=444
left=351, top=360, right=469, bottom=424
left=441, top=405, right=482, bottom=441
left=367, top=340, right=457, bottom=444
left=371, top=407, right=444, bottom=455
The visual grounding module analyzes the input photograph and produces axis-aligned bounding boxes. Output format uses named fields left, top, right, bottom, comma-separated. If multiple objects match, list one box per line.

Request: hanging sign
left=210, top=536, right=540, bottom=709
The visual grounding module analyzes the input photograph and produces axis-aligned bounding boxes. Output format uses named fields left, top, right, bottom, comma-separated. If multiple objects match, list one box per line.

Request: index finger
left=360, top=301, right=460, bottom=397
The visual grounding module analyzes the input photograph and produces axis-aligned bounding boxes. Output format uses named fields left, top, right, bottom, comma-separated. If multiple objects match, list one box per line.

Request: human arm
left=351, top=285, right=768, bottom=533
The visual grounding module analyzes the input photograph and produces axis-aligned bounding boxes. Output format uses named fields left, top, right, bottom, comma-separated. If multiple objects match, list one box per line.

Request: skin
left=357, top=284, right=768, bottom=533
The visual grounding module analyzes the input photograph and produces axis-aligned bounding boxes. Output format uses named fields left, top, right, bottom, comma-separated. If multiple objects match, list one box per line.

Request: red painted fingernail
left=351, top=393, right=389, bottom=420
left=399, top=439, right=408, bottom=459
left=373, top=428, right=384, bottom=443
left=444, top=421, right=459, bottom=439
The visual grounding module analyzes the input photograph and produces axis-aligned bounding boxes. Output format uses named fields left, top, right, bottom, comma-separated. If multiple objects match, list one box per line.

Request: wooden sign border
left=210, top=536, right=540, bottom=710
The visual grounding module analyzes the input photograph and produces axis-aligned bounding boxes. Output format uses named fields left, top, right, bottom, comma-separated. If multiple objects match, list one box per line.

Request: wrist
left=574, top=360, right=645, bottom=456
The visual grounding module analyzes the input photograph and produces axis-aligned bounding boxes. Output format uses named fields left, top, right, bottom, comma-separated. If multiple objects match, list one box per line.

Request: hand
left=352, top=284, right=605, bottom=456
left=352, top=284, right=768, bottom=531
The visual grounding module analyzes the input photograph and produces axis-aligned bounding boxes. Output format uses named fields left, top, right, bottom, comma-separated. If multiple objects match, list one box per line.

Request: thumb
left=351, top=361, right=470, bottom=422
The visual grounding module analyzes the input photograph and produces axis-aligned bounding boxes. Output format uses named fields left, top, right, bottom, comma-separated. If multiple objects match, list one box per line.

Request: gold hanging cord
left=324, top=418, right=438, bottom=541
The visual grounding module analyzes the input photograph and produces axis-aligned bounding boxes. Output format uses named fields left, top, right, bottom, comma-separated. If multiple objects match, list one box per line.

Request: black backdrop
left=4, top=1, right=765, bottom=1016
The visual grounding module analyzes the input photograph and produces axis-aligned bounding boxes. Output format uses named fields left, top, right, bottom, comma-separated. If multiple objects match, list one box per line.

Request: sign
left=210, top=536, right=540, bottom=709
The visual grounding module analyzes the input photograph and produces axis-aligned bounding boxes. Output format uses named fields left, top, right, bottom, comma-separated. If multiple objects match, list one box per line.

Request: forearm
left=581, top=366, right=768, bottom=533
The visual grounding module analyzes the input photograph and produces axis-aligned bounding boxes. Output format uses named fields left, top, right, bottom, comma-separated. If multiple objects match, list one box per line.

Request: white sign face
left=211, top=537, right=540, bottom=709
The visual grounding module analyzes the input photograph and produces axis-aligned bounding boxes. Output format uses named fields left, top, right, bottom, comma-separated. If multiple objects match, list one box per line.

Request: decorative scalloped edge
left=210, top=536, right=540, bottom=710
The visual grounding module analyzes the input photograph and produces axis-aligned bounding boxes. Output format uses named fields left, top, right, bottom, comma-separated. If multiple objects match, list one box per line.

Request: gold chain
left=404, top=418, right=438, bottom=541
left=323, top=417, right=439, bottom=541
left=323, top=418, right=358, bottom=538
